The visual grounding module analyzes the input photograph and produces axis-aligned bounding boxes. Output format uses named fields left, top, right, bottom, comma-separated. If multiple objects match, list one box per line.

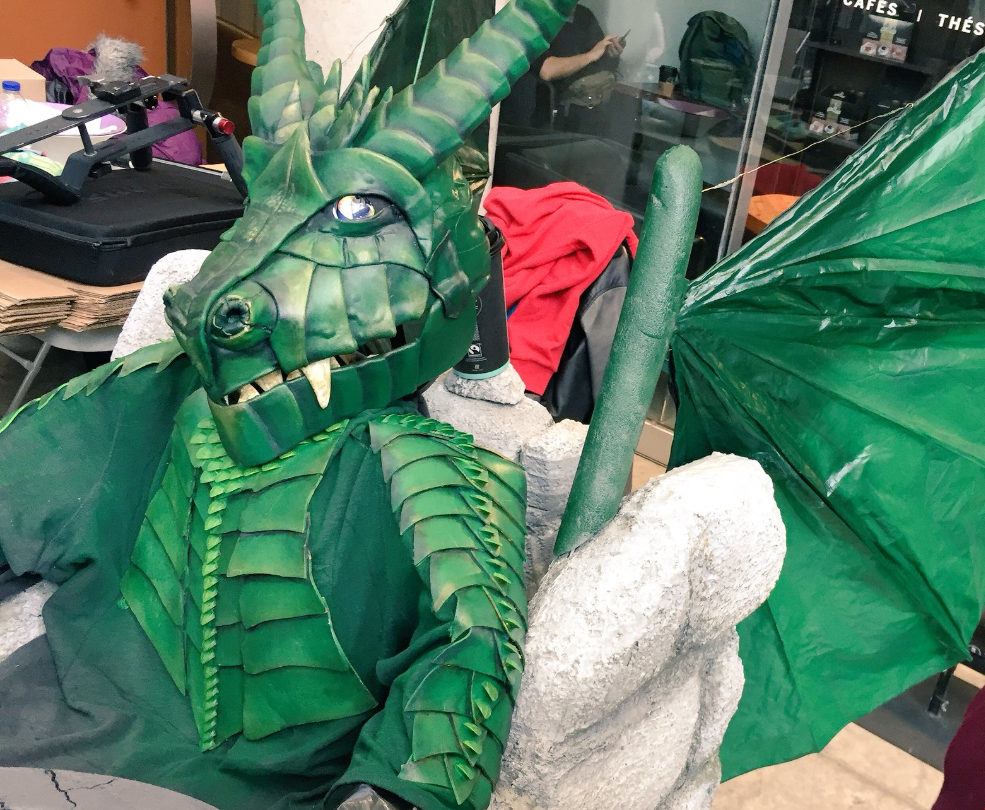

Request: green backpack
left=678, top=11, right=755, bottom=108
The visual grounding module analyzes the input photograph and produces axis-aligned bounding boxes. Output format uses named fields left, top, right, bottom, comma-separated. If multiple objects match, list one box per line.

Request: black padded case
left=0, top=160, right=244, bottom=287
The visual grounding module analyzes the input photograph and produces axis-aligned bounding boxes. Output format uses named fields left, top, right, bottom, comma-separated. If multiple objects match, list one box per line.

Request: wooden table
left=232, top=37, right=260, bottom=67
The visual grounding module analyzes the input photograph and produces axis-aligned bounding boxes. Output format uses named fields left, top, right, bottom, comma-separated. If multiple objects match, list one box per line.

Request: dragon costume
left=0, top=0, right=581, bottom=808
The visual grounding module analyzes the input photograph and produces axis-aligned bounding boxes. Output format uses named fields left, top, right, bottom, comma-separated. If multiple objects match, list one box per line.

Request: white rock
left=0, top=581, right=56, bottom=664
left=112, top=249, right=210, bottom=359
left=659, top=758, right=722, bottom=810
left=445, top=364, right=527, bottom=405
left=689, top=633, right=745, bottom=768
left=521, top=420, right=588, bottom=593
left=655, top=456, right=785, bottom=645
left=422, top=375, right=555, bottom=462
left=491, top=454, right=785, bottom=810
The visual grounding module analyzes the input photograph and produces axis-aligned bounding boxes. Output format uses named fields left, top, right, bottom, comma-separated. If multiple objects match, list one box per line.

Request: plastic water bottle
left=0, top=80, right=29, bottom=133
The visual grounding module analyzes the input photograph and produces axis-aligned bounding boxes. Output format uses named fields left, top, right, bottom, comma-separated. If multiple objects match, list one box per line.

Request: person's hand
left=590, top=35, right=624, bottom=62
left=607, top=33, right=626, bottom=58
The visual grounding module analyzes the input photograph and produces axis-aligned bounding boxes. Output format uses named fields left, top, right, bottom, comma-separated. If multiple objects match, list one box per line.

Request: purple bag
left=31, top=47, right=204, bottom=166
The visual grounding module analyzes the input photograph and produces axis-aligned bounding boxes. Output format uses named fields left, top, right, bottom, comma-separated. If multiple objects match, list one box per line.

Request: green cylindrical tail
left=554, top=146, right=703, bottom=556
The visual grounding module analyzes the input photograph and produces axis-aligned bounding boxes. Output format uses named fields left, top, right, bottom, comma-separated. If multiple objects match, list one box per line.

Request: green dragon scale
left=118, top=375, right=527, bottom=804
left=0, top=0, right=578, bottom=808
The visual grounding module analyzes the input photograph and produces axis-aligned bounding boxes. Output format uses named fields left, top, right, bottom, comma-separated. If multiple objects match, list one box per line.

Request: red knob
left=214, top=117, right=235, bottom=135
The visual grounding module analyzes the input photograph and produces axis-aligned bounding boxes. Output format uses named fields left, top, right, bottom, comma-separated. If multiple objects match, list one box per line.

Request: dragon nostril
left=212, top=298, right=252, bottom=338
left=207, top=281, right=276, bottom=350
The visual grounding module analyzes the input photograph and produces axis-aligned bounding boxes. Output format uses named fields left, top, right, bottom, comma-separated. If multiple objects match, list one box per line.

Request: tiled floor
left=713, top=723, right=944, bottom=810
left=631, top=453, right=666, bottom=489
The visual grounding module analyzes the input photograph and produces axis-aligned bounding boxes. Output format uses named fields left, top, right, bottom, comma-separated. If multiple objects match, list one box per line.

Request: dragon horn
left=244, top=0, right=322, bottom=183
left=353, top=0, right=578, bottom=178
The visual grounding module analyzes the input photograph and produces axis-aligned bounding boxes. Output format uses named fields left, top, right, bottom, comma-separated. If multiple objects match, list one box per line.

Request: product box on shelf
left=861, top=13, right=914, bottom=62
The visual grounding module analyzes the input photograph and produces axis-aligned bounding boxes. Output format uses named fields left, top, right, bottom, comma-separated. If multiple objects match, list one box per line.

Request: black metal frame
left=928, top=639, right=985, bottom=717
left=0, top=74, right=246, bottom=204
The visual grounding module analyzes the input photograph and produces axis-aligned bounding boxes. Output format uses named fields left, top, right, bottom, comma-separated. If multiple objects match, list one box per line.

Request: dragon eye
left=334, top=195, right=378, bottom=221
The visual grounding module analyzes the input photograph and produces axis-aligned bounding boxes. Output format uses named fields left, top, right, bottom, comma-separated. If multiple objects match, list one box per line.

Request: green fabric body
left=670, top=51, right=985, bottom=778
left=119, top=396, right=378, bottom=751
left=0, top=344, right=527, bottom=810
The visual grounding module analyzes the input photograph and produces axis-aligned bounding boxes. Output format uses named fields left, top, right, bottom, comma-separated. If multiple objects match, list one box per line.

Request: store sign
left=842, top=1, right=906, bottom=15
left=841, top=0, right=985, bottom=35
left=830, top=0, right=984, bottom=65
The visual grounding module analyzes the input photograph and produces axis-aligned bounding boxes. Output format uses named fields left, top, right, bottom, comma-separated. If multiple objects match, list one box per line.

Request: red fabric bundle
left=484, top=182, right=637, bottom=395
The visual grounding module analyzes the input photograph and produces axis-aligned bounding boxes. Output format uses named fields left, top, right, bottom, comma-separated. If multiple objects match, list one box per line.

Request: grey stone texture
left=520, top=419, right=588, bottom=593
left=111, top=249, right=210, bottom=360
left=444, top=364, right=527, bottom=405
left=0, top=581, right=56, bottom=665
left=422, top=374, right=555, bottom=462
left=488, top=454, right=785, bottom=810
left=0, top=767, right=219, bottom=810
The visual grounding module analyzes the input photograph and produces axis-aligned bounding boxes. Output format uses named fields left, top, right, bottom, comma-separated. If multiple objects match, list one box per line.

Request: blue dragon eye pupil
left=336, top=196, right=375, bottom=221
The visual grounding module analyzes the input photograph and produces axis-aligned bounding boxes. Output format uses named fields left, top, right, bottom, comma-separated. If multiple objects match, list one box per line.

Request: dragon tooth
left=302, top=358, right=333, bottom=409
left=286, top=369, right=302, bottom=381
left=237, top=383, right=260, bottom=402
left=338, top=352, right=364, bottom=367
left=254, top=369, right=285, bottom=392
left=363, top=338, right=392, bottom=356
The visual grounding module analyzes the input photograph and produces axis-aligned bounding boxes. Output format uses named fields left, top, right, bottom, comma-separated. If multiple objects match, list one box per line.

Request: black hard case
left=0, top=161, right=244, bottom=287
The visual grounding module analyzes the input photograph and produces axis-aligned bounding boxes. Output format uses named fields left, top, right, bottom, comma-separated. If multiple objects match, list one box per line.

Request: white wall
left=581, top=0, right=773, bottom=83
left=298, top=0, right=405, bottom=90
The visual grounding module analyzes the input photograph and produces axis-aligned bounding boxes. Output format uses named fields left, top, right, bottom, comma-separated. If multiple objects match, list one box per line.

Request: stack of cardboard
left=61, top=280, right=143, bottom=331
left=0, top=260, right=141, bottom=334
left=0, top=261, right=75, bottom=333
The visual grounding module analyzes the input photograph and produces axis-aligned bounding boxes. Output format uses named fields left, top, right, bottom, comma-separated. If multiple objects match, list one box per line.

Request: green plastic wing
left=670, top=51, right=985, bottom=777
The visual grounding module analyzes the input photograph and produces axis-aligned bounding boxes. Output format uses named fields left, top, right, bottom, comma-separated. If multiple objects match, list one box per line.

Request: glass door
left=725, top=0, right=985, bottom=252
left=494, top=0, right=780, bottom=278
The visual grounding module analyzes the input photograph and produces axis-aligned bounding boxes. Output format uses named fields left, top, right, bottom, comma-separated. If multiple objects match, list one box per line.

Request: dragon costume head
left=163, top=0, right=576, bottom=468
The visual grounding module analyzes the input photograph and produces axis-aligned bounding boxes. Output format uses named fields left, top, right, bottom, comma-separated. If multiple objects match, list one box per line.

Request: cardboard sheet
left=0, top=260, right=141, bottom=333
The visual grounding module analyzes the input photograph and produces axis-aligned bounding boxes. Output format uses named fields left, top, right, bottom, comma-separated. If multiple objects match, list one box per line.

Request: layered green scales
left=49, top=346, right=533, bottom=807
left=120, top=399, right=378, bottom=751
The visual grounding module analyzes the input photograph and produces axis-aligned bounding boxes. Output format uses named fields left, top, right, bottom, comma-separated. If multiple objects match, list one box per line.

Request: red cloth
left=933, top=684, right=985, bottom=810
left=484, top=183, right=638, bottom=395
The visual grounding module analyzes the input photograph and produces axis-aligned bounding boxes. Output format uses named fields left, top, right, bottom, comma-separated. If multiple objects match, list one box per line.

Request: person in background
left=537, top=5, right=625, bottom=89
left=498, top=4, right=624, bottom=132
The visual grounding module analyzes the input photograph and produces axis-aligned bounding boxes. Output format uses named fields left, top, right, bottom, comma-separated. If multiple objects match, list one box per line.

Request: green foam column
left=554, top=146, right=702, bottom=556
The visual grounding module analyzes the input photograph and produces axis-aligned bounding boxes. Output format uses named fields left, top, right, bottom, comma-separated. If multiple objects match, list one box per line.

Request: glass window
left=736, top=0, right=985, bottom=249
left=494, top=0, right=777, bottom=276
left=491, top=0, right=985, bottom=456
